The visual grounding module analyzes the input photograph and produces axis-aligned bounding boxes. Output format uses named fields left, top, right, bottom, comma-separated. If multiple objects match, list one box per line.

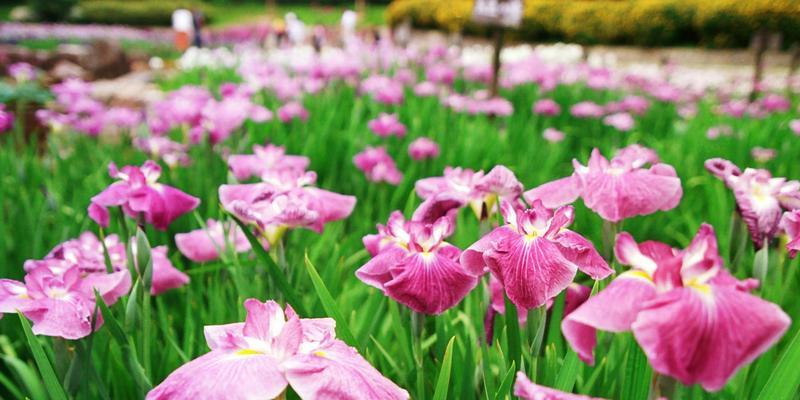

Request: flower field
left=2, top=39, right=800, bottom=400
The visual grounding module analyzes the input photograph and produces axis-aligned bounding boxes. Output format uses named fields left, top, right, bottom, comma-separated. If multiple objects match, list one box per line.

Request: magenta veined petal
left=284, top=340, right=410, bottom=400
left=632, top=286, right=790, bottom=391
left=485, top=235, right=579, bottom=310
left=383, top=248, right=479, bottom=315
left=460, top=226, right=516, bottom=276
left=553, top=230, right=612, bottom=280
left=562, top=272, right=657, bottom=364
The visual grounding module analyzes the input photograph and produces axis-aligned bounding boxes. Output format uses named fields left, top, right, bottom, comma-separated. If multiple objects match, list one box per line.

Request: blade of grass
left=303, top=252, right=358, bottom=347
left=18, top=313, right=68, bottom=400
left=554, top=348, right=581, bottom=392
left=755, top=327, right=800, bottom=400
left=231, top=215, right=307, bottom=315
left=493, top=362, right=517, bottom=400
left=432, top=336, right=456, bottom=400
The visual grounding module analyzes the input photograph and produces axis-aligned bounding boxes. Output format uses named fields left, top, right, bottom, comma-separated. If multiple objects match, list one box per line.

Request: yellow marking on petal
left=236, top=349, right=264, bottom=356
left=18, top=293, right=29, bottom=299
left=621, top=270, right=654, bottom=283
left=687, top=279, right=712, bottom=295
left=313, top=350, right=327, bottom=358
left=523, top=232, right=539, bottom=243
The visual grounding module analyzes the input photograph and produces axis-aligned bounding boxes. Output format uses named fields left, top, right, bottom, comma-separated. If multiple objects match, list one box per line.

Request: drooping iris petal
left=145, top=351, right=289, bottom=400
left=175, top=219, right=254, bottom=263
left=515, top=372, right=602, bottom=400
left=562, top=272, right=657, bottom=364
left=460, top=226, right=516, bottom=276
left=524, top=175, right=583, bottom=209
left=284, top=340, right=409, bottom=400
left=632, top=286, right=790, bottom=391
left=553, top=230, right=613, bottom=279
left=383, top=246, right=478, bottom=314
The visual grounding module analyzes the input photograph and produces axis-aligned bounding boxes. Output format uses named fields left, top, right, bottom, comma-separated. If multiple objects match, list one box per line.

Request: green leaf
left=493, top=362, right=516, bottom=400
left=545, top=290, right=566, bottom=355
left=303, top=253, right=358, bottom=347
left=553, top=348, right=581, bottom=392
left=231, top=215, right=307, bottom=315
left=504, top=294, right=521, bottom=372
left=18, top=313, right=68, bottom=400
left=621, top=338, right=652, bottom=400
left=432, top=336, right=456, bottom=400
left=756, top=327, right=800, bottom=400
left=94, top=292, right=152, bottom=394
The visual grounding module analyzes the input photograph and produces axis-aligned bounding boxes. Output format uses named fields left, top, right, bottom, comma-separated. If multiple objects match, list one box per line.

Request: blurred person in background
left=192, top=8, right=205, bottom=48
left=172, top=8, right=194, bottom=51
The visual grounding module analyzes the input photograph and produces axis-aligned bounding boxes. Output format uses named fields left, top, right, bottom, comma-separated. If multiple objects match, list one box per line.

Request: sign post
left=471, top=0, right=522, bottom=97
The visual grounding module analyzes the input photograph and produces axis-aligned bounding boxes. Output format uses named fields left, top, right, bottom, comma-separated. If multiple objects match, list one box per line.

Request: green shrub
left=27, top=0, right=78, bottom=22
left=387, top=0, right=800, bottom=48
left=72, top=0, right=214, bottom=27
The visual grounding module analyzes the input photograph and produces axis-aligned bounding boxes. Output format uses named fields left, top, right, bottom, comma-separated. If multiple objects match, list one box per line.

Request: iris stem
left=411, top=311, right=426, bottom=400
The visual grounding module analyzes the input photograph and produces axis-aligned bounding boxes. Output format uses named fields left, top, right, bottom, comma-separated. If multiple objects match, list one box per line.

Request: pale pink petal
left=150, top=247, right=190, bottom=295
left=285, top=340, right=409, bottom=400
left=146, top=351, right=288, bottom=400
left=524, top=175, right=583, bottom=209
left=515, top=371, right=602, bottom=400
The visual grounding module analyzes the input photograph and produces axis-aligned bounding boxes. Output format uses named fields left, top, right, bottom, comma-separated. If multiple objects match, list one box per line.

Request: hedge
left=70, top=0, right=214, bottom=27
left=386, top=0, right=800, bottom=48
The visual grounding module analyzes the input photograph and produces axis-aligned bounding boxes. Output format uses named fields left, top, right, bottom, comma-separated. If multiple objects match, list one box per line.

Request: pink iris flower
left=543, top=127, right=565, bottom=143
left=408, top=137, right=440, bottom=160
left=88, top=161, right=200, bottom=230
left=227, top=143, right=310, bottom=181
left=525, top=145, right=682, bottom=222
left=414, top=165, right=522, bottom=222
left=515, top=372, right=603, bottom=400
left=0, top=104, right=14, bottom=134
left=175, top=219, right=256, bottom=262
left=353, top=146, right=403, bottom=185
left=603, top=112, right=634, bottom=132
left=532, top=99, right=561, bottom=116
left=24, top=232, right=188, bottom=296
left=368, top=113, right=407, bottom=138
left=461, top=200, right=612, bottom=309
left=200, top=96, right=272, bottom=144
left=8, top=62, right=38, bottom=82
left=705, top=158, right=800, bottom=248
left=562, top=224, right=790, bottom=391
left=570, top=101, right=605, bottom=118
left=781, top=210, right=800, bottom=258
left=219, top=170, right=356, bottom=245
left=147, top=299, right=409, bottom=399
left=413, top=81, right=438, bottom=97
left=790, top=119, right=800, bottom=136
left=133, top=136, right=190, bottom=168
left=277, top=101, right=309, bottom=123
left=356, top=211, right=479, bottom=314
left=0, top=265, right=130, bottom=339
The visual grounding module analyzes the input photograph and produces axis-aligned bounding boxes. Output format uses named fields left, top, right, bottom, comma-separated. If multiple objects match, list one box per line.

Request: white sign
left=472, top=0, right=523, bottom=28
